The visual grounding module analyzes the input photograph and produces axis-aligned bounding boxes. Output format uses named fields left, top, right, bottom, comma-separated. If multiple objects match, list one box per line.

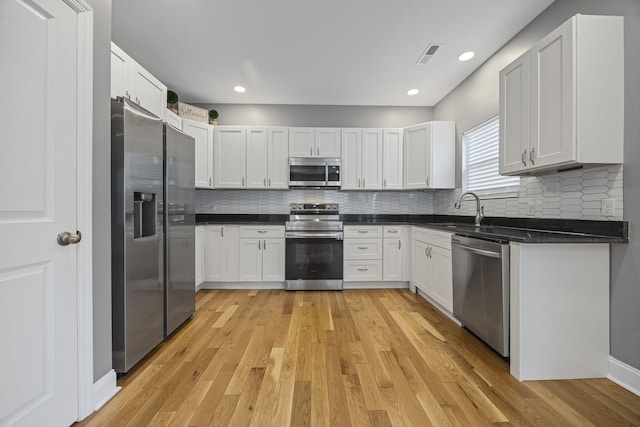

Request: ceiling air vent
left=416, top=43, right=442, bottom=65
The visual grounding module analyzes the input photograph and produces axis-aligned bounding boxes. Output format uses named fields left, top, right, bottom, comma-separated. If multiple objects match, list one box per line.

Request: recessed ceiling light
left=458, top=51, right=475, bottom=62
left=407, top=89, right=419, bottom=96
left=234, top=86, right=246, bottom=93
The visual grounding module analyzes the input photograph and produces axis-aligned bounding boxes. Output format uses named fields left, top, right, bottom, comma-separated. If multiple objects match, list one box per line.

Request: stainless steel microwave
left=289, top=157, right=341, bottom=188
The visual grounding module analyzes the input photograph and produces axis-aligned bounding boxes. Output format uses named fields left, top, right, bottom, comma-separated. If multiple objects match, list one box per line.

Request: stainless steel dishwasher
left=451, top=235, right=510, bottom=357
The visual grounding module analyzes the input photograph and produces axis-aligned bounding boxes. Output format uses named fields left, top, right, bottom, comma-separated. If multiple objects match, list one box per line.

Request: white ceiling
left=112, top=0, right=555, bottom=107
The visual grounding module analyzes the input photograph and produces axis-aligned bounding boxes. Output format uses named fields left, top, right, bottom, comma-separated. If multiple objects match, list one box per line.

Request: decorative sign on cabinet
left=499, top=14, right=624, bottom=176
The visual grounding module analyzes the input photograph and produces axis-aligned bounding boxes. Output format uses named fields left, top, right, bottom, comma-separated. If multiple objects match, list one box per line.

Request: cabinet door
left=428, top=245, right=453, bottom=312
left=361, top=129, right=383, bottom=190
left=267, top=127, right=289, bottom=189
left=530, top=18, right=575, bottom=169
left=129, top=62, right=167, bottom=119
left=239, top=238, right=262, bottom=281
left=289, top=127, right=315, bottom=157
left=204, top=226, right=226, bottom=281
left=183, top=119, right=214, bottom=188
left=499, top=52, right=531, bottom=175
left=110, top=42, right=129, bottom=99
left=214, top=127, right=246, bottom=188
left=404, top=125, right=428, bottom=189
left=262, top=238, right=285, bottom=281
left=341, top=129, right=361, bottom=190
left=412, top=240, right=430, bottom=292
left=165, top=108, right=182, bottom=130
left=246, top=127, right=269, bottom=189
left=316, top=128, right=341, bottom=157
left=195, top=227, right=204, bottom=288
left=382, top=129, right=403, bottom=190
left=383, top=239, right=403, bottom=281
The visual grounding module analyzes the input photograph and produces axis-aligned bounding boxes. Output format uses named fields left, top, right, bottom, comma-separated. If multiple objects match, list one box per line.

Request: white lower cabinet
left=203, top=225, right=239, bottom=281
left=239, top=226, right=285, bottom=282
left=382, top=226, right=408, bottom=281
left=195, top=226, right=204, bottom=288
left=411, top=226, right=453, bottom=313
left=344, top=226, right=383, bottom=281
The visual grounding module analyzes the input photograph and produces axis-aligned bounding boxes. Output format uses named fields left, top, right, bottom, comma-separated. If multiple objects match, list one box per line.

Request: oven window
left=290, top=165, right=326, bottom=182
left=286, top=238, right=343, bottom=280
left=327, top=165, right=340, bottom=182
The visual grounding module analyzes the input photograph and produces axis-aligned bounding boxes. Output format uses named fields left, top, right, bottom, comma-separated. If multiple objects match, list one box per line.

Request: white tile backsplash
left=196, top=189, right=434, bottom=214
left=197, top=165, right=623, bottom=220
left=433, top=165, right=624, bottom=221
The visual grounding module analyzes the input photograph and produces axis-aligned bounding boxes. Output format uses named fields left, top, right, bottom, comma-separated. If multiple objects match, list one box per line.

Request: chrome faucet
left=454, top=192, right=484, bottom=226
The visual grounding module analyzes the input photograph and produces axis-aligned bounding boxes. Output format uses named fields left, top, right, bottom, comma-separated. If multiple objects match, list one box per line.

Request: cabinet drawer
left=344, top=239, right=382, bottom=260
left=344, top=260, right=383, bottom=281
left=239, top=225, right=284, bottom=238
left=430, top=230, right=452, bottom=250
left=344, top=226, right=382, bottom=239
left=412, top=226, right=431, bottom=243
left=383, top=226, right=403, bottom=237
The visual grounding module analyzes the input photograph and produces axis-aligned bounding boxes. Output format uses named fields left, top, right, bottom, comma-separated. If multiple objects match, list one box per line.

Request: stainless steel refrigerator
left=111, top=98, right=165, bottom=373
left=163, top=123, right=195, bottom=337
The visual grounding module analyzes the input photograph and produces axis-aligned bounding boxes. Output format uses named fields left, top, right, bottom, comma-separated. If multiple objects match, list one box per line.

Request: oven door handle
left=285, top=231, right=344, bottom=240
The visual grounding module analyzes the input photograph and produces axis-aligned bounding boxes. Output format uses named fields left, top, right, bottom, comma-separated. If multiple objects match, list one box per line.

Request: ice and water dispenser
left=133, top=191, right=157, bottom=238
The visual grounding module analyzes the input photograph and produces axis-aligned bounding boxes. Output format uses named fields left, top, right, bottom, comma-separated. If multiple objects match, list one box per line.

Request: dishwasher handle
left=452, top=242, right=501, bottom=259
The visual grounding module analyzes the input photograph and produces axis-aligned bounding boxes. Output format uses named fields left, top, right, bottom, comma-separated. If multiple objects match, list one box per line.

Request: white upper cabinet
left=341, top=129, right=383, bottom=190
left=183, top=118, right=214, bottom=189
left=246, top=127, right=289, bottom=189
left=216, top=126, right=289, bottom=189
left=289, top=127, right=341, bottom=158
left=382, top=129, right=403, bottom=190
left=165, top=108, right=182, bottom=131
left=403, top=121, right=455, bottom=190
left=214, top=127, right=247, bottom=188
left=499, top=14, right=624, bottom=176
left=110, top=42, right=167, bottom=119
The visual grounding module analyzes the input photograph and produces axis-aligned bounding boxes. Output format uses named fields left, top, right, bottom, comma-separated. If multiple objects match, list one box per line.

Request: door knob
left=57, top=231, right=82, bottom=246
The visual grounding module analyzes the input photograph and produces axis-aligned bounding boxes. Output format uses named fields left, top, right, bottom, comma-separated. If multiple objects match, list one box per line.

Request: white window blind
left=462, top=116, right=519, bottom=198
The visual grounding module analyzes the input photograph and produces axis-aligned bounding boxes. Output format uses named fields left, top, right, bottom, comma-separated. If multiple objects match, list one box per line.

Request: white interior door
left=0, top=0, right=81, bottom=426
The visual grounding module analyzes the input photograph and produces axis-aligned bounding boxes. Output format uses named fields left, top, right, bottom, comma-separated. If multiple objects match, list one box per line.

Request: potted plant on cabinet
left=209, top=109, right=219, bottom=126
left=167, top=90, right=179, bottom=113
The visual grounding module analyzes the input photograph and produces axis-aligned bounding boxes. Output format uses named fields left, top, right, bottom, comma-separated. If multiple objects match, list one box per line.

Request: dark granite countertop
left=196, top=214, right=628, bottom=244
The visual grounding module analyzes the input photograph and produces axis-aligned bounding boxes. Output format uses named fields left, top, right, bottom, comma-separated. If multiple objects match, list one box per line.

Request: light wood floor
left=77, top=289, right=640, bottom=426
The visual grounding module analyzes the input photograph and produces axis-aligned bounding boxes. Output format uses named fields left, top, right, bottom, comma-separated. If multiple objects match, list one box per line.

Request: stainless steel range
left=285, top=203, right=343, bottom=290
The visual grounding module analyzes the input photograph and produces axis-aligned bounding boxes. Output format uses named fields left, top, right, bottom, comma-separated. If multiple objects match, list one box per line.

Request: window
left=462, top=116, right=519, bottom=198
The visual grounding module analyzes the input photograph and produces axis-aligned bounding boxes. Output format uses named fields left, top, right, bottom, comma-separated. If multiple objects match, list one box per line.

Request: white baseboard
left=343, top=281, right=409, bottom=289
left=91, top=369, right=120, bottom=412
left=608, top=356, right=640, bottom=397
left=198, top=281, right=286, bottom=290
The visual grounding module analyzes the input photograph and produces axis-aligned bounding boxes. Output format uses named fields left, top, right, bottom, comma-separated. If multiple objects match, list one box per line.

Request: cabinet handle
left=259, top=240, right=261, bottom=250
left=530, top=147, right=535, bottom=165
left=317, top=147, right=320, bottom=156
left=209, top=177, right=212, bottom=186
left=388, top=230, right=398, bottom=234
left=263, top=240, right=267, bottom=250
left=310, top=147, right=313, bottom=156
left=221, top=227, right=224, bottom=238
left=425, top=248, right=428, bottom=256
left=136, top=97, right=140, bottom=105
left=357, top=246, right=368, bottom=250
left=426, top=177, right=430, bottom=186
left=268, top=177, right=271, bottom=187
left=358, top=268, right=368, bottom=272
left=258, top=230, right=267, bottom=234
left=384, top=178, right=387, bottom=188
left=363, top=179, right=366, bottom=187
left=264, top=177, right=267, bottom=187
left=521, top=149, right=527, bottom=166
left=358, top=230, right=368, bottom=234
left=125, top=90, right=130, bottom=99
left=242, top=177, right=245, bottom=187
left=398, top=240, right=401, bottom=250
left=357, top=178, right=360, bottom=188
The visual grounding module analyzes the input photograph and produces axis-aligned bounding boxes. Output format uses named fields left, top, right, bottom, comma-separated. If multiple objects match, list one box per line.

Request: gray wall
left=193, top=103, right=432, bottom=128
left=88, top=0, right=113, bottom=382
left=433, top=0, right=640, bottom=369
